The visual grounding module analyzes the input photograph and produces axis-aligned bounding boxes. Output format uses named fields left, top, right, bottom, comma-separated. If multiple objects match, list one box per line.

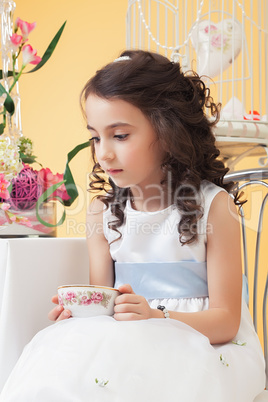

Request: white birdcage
left=126, top=0, right=268, bottom=168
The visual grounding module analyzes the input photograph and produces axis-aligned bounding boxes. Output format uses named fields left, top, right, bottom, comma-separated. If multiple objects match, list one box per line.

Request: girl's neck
left=129, top=186, right=171, bottom=212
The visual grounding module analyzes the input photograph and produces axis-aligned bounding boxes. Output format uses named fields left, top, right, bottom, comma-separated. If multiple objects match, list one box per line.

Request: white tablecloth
left=0, top=237, right=89, bottom=392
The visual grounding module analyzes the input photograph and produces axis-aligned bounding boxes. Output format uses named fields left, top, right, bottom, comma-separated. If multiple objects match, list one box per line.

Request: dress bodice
left=103, top=181, right=225, bottom=299
left=103, top=180, right=225, bottom=264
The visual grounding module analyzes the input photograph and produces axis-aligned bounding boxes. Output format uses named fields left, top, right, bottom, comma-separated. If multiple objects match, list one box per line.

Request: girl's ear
left=161, top=151, right=173, bottom=166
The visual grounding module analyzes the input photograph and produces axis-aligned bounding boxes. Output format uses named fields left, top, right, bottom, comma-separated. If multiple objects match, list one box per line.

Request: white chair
left=0, top=237, right=89, bottom=392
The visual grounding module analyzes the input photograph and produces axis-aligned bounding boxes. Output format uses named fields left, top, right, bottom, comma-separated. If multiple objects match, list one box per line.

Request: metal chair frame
left=225, top=168, right=268, bottom=388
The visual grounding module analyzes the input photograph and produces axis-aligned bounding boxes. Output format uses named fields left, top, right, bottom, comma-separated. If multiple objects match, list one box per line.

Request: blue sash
left=115, top=261, right=249, bottom=303
left=114, top=261, right=208, bottom=299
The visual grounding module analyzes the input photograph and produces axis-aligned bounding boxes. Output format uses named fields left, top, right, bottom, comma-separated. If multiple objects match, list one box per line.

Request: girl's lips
left=107, top=169, right=123, bottom=175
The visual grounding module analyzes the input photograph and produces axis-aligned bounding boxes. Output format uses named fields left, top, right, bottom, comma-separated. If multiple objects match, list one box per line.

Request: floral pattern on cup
left=59, top=290, right=112, bottom=309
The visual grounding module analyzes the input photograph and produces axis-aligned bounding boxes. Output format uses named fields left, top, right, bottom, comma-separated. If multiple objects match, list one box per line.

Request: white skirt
left=0, top=298, right=266, bottom=402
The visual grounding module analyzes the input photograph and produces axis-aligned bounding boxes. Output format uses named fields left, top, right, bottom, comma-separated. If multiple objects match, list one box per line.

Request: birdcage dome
left=126, top=0, right=268, bottom=168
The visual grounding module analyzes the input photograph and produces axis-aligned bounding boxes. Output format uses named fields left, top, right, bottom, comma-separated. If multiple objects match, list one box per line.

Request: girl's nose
left=98, top=141, right=114, bottom=162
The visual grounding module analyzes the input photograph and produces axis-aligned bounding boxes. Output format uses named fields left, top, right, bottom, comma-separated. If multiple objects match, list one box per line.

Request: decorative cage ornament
left=126, top=0, right=268, bottom=167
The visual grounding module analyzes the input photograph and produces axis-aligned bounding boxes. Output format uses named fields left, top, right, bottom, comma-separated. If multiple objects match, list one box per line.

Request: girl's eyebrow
left=86, top=122, right=133, bottom=131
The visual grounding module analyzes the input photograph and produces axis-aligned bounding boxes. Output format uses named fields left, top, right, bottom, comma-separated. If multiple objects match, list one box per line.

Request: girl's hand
left=47, top=295, right=72, bottom=322
left=114, top=284, right=153, bottom=321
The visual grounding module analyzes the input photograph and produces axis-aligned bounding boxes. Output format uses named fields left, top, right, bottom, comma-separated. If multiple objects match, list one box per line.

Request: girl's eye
left=90, top=137, right=100, bottom=143
left=114, top=134, right=129, bottom=141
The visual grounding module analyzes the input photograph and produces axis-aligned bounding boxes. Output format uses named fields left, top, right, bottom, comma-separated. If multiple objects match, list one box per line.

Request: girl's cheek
left=94, top=150, right=101, bottom=164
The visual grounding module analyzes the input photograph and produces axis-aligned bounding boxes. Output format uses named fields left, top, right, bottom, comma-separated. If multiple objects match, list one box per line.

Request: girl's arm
left=86, top=197, right=114, bottom=287
left=114, top=191, right=243, bottom=345
left=48, top=197, right=113, bottom=322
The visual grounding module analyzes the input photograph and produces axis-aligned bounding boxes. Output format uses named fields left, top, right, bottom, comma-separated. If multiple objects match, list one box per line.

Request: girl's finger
left=117, top=284, right=135, bottom=294
left=48, top=305, right=63, bottom=321
left=48, top=305, right=71, bottom=321
left=51, top=294, right=59, bottom=304
left=114, top=312, right=143, bottom=321
left=56, top=309, right=72, bottom=321
left=114, top=302, right=141, bottom=314
left=115, top=293, right=141, bottom=305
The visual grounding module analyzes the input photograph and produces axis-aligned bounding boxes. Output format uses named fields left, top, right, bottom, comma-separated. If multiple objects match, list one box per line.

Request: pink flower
left=15, top=18, right=36, bottom=40
left=14, top=215, right=32, bottom=227
left=22, top=44, right=42, bottom=66
left=19, top=217, right=32, bottom=227
left=0, top=174, right=10, bottom=199
left=204, top=24, right=217, bottom=34
left=38, top=168, right=71, bottom=202
left=10, top=33, right=23, bottom=52
left=58, top=295, right=63, bottom=306
left=65, top=291, right=76, bottom=301
left=211, top=33, right=227, bottom=49
left=38, top=168, right=61, bottom=187
left=81, top=296, right=92, bottom=305
left=0, top=202, right=10, bottom=211
left=91, top=292, right=104, bottom=304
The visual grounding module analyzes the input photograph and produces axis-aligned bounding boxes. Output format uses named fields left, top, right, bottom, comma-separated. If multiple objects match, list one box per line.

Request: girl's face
left=85, top=94, right=166, bottom=193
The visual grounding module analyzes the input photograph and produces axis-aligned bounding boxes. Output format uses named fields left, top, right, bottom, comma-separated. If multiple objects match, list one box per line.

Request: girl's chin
left=109, top=177, right=132, bottom=189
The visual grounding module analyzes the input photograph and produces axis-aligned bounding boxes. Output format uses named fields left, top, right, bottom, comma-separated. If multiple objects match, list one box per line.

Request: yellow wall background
left=14, top=0, right=128, bottom=237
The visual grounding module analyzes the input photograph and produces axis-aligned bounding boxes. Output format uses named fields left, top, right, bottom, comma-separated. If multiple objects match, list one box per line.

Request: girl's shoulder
left=202, top=181, right=239, bottom=237
left=200, top=179, right=227, bottom=197
left=199, top=180, right=229, bottom=212
left=87, top=197, right=105, bottom=226
left=198, top=181, right=231, bottom=240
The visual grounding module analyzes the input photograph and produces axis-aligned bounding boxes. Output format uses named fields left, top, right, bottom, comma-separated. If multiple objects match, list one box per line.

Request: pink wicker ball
left=9, top=165, right=43, bottom=210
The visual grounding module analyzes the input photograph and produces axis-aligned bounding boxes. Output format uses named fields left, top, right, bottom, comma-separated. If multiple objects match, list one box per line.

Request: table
left=0, top=237, right=89, bottom=392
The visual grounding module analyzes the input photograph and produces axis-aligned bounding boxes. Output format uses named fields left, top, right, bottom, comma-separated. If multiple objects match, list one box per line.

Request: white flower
left=24, top=143, right=32, bottom=156
left=95, top=378, right=109, bottom=387
left=18, top=136, right=33, bottom=157
left=232, top=339, right=246, bottom=346
left=220, top=354, right=229, bottom=367
left=0, top=138, right=23, bottom=180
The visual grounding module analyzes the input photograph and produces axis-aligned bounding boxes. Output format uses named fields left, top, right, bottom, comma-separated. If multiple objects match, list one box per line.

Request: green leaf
left=63, top=140, right=90, bottom=207
left=35, top=139, right=90, bottom=227
left=27, top=21, right=67, bottom=74
left=0, top=83, right=15, bottom=115
left=7, top=182, right=13, bottom=194
left=35, top=181, right=66, bottom=227
left=0, top=70, right=14, bottom=79
left=0, top=123, right=5, bottom=134
left=19, top=153, right=38, bottom=164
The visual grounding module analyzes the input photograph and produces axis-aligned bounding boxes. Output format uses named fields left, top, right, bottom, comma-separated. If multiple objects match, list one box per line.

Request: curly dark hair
left=80, top=50, right=243, bottom=245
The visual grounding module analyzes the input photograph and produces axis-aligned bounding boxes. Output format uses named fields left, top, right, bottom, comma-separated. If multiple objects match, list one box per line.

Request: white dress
left=0, top=181, right=266, bottom=402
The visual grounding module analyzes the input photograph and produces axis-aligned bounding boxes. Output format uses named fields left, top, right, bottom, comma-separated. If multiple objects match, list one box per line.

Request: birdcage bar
left=126, top=0, right=268, bottom=141
left=148, top=0, right=150, bottom=49
left=258, top=2, right=262, bottom=119
left=241, top=0, right=245, bottom=115
left=266, top=0, right=268, bottom=120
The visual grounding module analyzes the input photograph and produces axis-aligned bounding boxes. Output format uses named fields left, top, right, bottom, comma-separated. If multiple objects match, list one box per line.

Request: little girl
left=0, top=50, right=266, bottom=401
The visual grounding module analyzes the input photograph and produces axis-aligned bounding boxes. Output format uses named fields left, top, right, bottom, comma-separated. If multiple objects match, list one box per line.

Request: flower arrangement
left=0, top=11, right=90, bottom=234
left=0, top=136, right=22, bottom=180
left=0, top=16, right=66, bottom=135
left=0, top=14, right=68, bottom=233
left=0, top=173, right=31, bottom=228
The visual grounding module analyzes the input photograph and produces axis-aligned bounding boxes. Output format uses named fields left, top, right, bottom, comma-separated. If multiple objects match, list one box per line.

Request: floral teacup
left=57, top=285, right=120, bottom=318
